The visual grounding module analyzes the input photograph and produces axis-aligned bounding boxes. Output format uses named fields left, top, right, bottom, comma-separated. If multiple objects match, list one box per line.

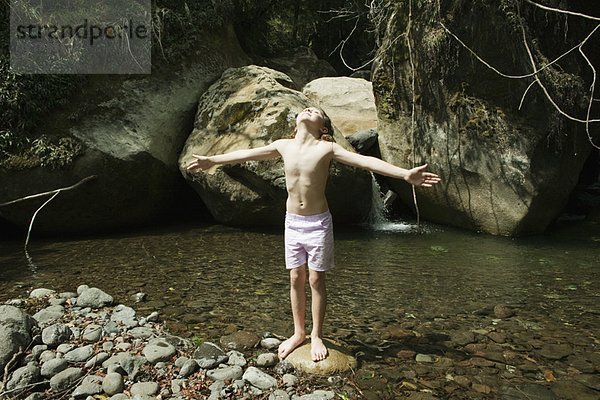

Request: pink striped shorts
left=284, top=210, right=335, bottom=272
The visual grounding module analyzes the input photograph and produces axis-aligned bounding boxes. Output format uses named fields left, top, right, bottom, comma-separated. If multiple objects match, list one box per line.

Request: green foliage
left=1, top=134, right=84, bottom=170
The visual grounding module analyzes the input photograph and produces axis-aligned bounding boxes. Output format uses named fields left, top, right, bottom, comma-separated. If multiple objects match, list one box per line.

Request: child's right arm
left=186, top=141, right=282, bottom=172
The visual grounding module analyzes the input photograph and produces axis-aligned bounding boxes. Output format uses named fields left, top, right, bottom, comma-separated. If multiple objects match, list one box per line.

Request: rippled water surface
left=1, top=219, right=599, bottom=396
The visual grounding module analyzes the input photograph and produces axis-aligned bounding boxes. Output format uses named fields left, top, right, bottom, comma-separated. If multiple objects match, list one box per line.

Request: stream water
left=0, top=216, right=599, bottom=398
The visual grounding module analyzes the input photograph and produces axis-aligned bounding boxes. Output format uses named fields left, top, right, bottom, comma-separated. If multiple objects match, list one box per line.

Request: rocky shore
left=0, top=286, right=355, bottom=400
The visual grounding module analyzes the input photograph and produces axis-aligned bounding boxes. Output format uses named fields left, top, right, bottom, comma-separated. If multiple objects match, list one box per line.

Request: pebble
left=243, top=366, right=278, bottom=390
left=33, top=305, right=65, bottom=325
left=283, top=373, right=299, bottom=387
left=207, top=365, right=244, bottom=381
left=493, top=304, right=515, bottom=319
left=84, top=352, right=110, bottom=369
left=76, top=287, right=113, bottom=308
left=298, top=390, right=336, bottom=400
left=6, top=363, right=41, bottom=392
left=261, top=337, right=282, bottom=350
left=82, top=324, right=103, bottom=342
left=416, top=354, right=435, bottom=363
left=143, top=338, right=177, bottom=364
left=57, top=343, right=75, bottom=353
left=50, top=367, right=83, bottom=391
left=193, top=341, right=226, bottom=359
left=42, top=324, right=73, bottom=347
left=29, top=288, right=56, bottom=298
left=111, top=304, right=138, bottom=328
left=220, top=331, right=260, bottom=351
left=270, top=389, right=291, bottom=400
left=64, top=344, right=95, bottom=363
left=256, top=352, right=278, bottom=367
left=40, top=358, right=68, bottom=377
left=131, top=381, right=160, bottom=396
left=102, top=372, right=125, bottom=396
left=180, top=359, right=199, bottom=377
left=227, top=350, right=247, bottom=366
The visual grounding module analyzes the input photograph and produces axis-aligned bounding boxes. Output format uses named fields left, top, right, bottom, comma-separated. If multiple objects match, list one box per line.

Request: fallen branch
left=24, top=190, right=60, bottom=250
left=0, top=175, right=97, bottom=208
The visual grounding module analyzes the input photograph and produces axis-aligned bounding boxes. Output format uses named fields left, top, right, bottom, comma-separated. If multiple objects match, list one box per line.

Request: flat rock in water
left=193, top=342, right=226, bottom=359
left=220, top=331, right=260, bottom=351
left=539, top=343, right=573, bottom=360
left=285, top=339, right=357, bottom=375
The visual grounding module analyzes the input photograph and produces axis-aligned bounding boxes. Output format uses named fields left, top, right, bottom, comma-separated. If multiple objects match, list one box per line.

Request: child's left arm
left=332, top=143, right=441, bottom=187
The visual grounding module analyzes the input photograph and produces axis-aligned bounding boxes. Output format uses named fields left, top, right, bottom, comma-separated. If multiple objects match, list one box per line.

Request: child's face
left=296, top=107, right=325, bottom=127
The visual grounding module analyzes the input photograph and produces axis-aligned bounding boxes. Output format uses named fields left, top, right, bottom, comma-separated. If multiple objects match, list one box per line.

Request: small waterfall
left=366, top=173, right=417, bottom=232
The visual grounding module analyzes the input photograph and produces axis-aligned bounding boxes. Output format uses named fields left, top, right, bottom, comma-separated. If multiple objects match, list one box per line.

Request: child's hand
left=406, top=164, right=441, bottom=187
left=186, top=154, right=215, bottom=172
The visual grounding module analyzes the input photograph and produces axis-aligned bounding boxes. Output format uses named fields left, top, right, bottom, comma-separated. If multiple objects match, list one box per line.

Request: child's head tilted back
left=293, top=107, right=336, bottom=142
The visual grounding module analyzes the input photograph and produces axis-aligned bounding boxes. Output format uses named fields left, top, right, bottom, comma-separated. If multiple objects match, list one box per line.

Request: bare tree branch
left=433, top=0, right=600, bottom=149
left=524, top=0, right=600, bottom=22
left=0, top=175, right=97, bottom=207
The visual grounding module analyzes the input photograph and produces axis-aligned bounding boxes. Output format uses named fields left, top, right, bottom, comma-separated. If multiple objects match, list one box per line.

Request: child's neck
left=294, top=126, right=321, bottom=142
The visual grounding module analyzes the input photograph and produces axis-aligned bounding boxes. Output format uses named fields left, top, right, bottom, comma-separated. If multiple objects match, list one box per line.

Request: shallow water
left=1, top=218, right=599, bottom=396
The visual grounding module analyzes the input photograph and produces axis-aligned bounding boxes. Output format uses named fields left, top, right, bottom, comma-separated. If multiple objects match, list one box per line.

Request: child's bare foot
left=311, top=336, right=328, bottom=362
left=278, top=333, right=305, bottom=360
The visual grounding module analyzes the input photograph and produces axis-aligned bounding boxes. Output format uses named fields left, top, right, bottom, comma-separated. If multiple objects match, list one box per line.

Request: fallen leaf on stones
left=400, top=381, right=417, bottom=390
left=544, top=370, right=556, bottom=382
left=524, top=355, right=538, bottom=363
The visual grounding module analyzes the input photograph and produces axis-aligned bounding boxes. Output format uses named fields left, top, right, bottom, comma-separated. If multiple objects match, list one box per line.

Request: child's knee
left=308, top=271, right=325, bottom=289
left=289, top=266, right=307, bottom=286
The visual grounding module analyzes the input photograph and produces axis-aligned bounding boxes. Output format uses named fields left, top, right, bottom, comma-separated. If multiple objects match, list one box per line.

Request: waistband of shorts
left=285, top=210, right=331, bottom=222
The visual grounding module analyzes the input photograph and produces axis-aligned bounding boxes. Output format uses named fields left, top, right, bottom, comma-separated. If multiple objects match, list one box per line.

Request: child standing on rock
left=186, top=107, right=441, bottom=362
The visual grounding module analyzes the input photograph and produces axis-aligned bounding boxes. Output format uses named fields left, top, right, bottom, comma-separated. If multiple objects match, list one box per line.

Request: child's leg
left=309, top=269, right=328, bottom=361
left=278, top=265, right=308, bottom=359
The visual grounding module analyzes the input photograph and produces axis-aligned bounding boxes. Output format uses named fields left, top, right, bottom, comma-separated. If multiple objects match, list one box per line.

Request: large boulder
left=303, top=77, right=378, bottom=137
left=0, top=305, right=36, bottom=373
left=372, top=1, right=595, bottom=235
left=178, top=65, right=372, bottom=225
left=0, top=25, right=249, bottom=234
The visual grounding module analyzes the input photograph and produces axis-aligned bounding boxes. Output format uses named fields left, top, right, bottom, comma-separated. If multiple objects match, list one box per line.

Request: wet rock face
left=0, top=25, right=249, bottom=235
left=372, top=1, right=593, bottom=236
left=178, top=65, right=372, bottom=226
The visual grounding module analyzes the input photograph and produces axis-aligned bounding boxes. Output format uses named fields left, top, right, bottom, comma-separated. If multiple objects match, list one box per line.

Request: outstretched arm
left=332, top=143, right=441, bottom=187
left=186, top=141, right=281, bottom=172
